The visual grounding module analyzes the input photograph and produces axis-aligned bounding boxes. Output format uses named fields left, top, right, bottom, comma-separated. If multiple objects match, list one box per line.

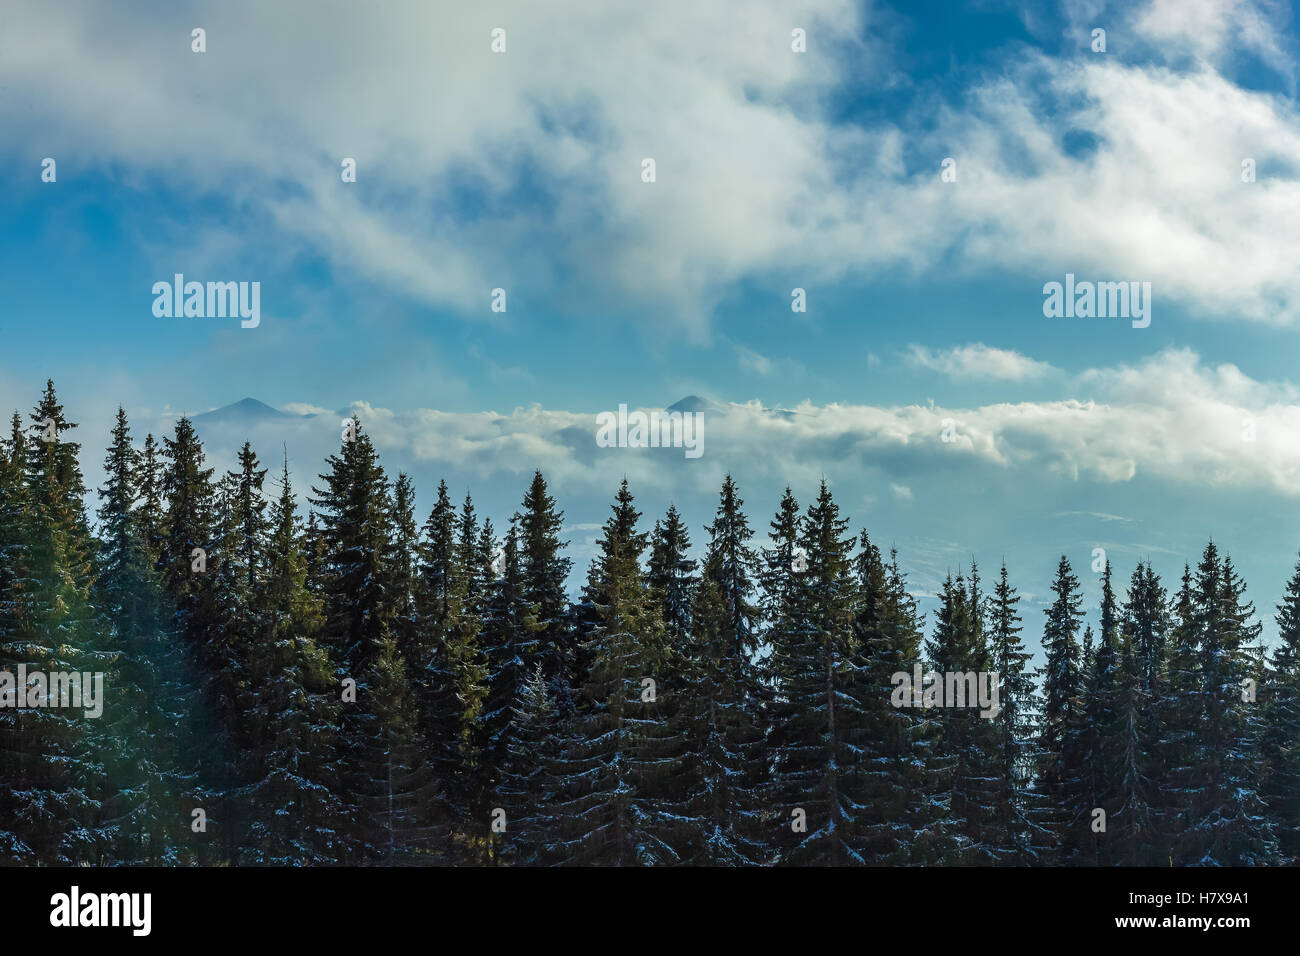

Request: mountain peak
left=666, top=395, right=715, bottom=413
left=194, top=397, right=295, bottom=423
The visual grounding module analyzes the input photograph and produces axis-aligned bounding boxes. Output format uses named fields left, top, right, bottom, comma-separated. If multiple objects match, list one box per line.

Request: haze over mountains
left=143, top=391, right=1300, bottom=667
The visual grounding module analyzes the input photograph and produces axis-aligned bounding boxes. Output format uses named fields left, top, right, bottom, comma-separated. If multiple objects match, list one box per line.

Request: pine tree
left=220, top=443, right=270, bottom=739
left=1160, top=563, right=1200, bottom=859
left=308, top=418, right=392, bottom=673
left=647, top=505, right=696, bottom=650
left=1180, top=545, right=1276, bottom=864
left=353, top=634, right=438, bottom=863
left=494, top=664, right=561, bottom=865
left=239, top=457, right=346, bottom=864
left=1036, top=555, right=1086, bottom=862
left=160, top=416, right=246, bottom=859
left=159, top=417, right=217, bottom=642
left=386, top=474, right=420, bottom=663
left=1264, top=553, right=1300, bottom=863
left=670, top=477, right=766, bottom=864
left=767, top=481, right=862, bottom=864
left=924, top=567, right=999, bottom=864
left=848, top=533, right=927, bottom=864
left=0, top=384, right=107, bottom=862
left=1111, top=561, right=1166, bottom=866
left=419, top=490, right=489, bottom=859
left=551, top=480, right=673, bottom=865
left=94, top=408, right=197, bottom=864
left=136, top=432, right=165, bottom=566
left=516, top=471, right=573, bottom=701
left=308, top=418, right=412, bottom=859
left=985, top=561, right=1044, bottom=863
left=1079, top=561, right=1123, bottom=865
left=481, top=519, right=542, bottom=859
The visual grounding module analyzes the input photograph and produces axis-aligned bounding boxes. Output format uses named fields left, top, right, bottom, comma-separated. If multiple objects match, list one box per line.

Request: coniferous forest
left=1, top=381, right=1294, bottom=867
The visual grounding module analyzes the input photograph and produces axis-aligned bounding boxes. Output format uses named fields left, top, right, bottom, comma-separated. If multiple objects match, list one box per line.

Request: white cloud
left=1134, top=0, right=1294, bottom=79
left=281, top=402, right=332, bottom=417
left=4, top=0, right=1300, bottom=333
left=178, top=348, right=1300, bottom=502
left=906, top=343, right=1056, bottom=382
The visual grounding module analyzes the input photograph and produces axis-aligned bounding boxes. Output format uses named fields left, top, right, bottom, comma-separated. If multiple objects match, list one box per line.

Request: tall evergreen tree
left=0, top=384, right=107, bottom=862
left=924, top=568, right=999, bottom=864
left=419, top=490, right=489, bottom=859
left=647, top=505, right=696, bottom=651
left=239, top=457, right=346, bottom=864
left=308, top=418, right=414, bottom=859
left=516, top=471, right=573, bottom=701
left=94, top=408, right=197, bottom=864
left=552, top=480, right=672, bottom=865
left=481, top=519, right=542, bottom=858
left=494, top=664, right=560, bottom=865
left=1079, top=561, right=1123, bottom=865
left=1179, top=545, right=1276, bottom=864
left=1036, top=555, right=1086, bottom=862
left=986, top=562, right=1044, bottom=863
left=1111, top=561, right=1166, bottom=866
left=850, top=533, right=929, bottom=864
left=766, top=481, right=861, bottom=864
left=1264, top=553, right=1300, bottom=863
left=308, top=418, right=392, bottom=672
left=670, top=477, right=766, bottom=864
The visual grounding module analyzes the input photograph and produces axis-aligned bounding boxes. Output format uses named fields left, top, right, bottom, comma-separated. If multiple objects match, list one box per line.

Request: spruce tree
left=552, top=480, right=673, bottom=865
left=767, top=481, right=861, bottom=864
left=1080, top=561, right=1123, bottom=865
left=308, top=418, right=392, bottom=672
left=481, top=519, right=543, bottom=858
left=516, top=471, right=573, bottom=701
left=94, top=408, right=197, bottom=864
left=647, top=505, right=696, bottom=651
left=494, top=664, right=561, bottom=865
left=1036, top=555, right=1086, bottom=862
left=0, top=384, right=107, bottom=862
left=1180, top=546, right=1276, bottom=864
left=849, top=533, right=928, bottom=864
left=670, top=477, right=766, bottom=864
left=419, top=490, right=489, bottom=859
left=309, top=418, right=409, bottom=858
left=986, top=561, right=1044, bottom=863
left=1110, top=561, right=1165, bottom=866
left=239, top=458, right=346, bottom=864
left=1264, top=553, right=1300, bottom=863
left=1159, top=564, right=1201, bottom=859
left=925, top=567, right=999, bottom=864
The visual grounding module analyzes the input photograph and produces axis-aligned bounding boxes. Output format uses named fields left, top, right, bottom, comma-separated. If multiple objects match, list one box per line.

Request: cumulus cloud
left=281, top=402, right=332, bottom=417
left=173, top=348, right=1300, bottom=502
left=5, top=0, right=1300, bottom=331
left=906, top=343, right=1057, bottom=382
left=1134, top=0, right=1294, bottom=79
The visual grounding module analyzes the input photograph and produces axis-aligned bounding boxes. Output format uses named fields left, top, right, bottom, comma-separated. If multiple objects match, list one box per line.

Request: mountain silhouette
left=193, top=397, right=301, bottom=427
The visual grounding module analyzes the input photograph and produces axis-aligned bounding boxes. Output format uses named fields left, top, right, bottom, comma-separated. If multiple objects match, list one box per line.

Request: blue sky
left=3, top=0, right=1300, bottom=652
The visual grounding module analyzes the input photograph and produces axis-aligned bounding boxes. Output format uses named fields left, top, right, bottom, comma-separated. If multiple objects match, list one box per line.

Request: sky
left=3, top=0, right=1300, bottom=654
